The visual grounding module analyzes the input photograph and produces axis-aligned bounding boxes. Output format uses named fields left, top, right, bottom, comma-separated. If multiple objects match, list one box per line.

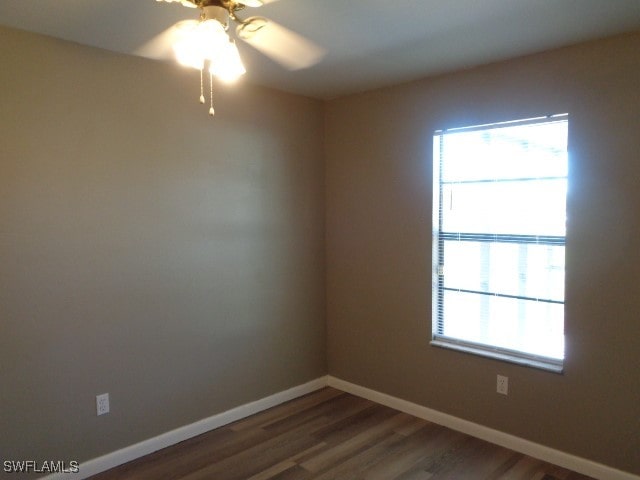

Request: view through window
left=431, top=114, right=568, bottom=371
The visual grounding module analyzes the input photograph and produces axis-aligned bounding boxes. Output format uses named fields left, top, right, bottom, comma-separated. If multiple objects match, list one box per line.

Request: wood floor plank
left=386, top=427, right=470, bottom=479
left=264, top=393, right=373, bottom=436
left=484, top=452, right=525, bottom=480
left=362, top=424, right=463, bottom=480
left=309, top=432, right=406, bottom=480
left=245, top=459, right=297, bottom=480
left=430, top=440, right=516, bottom=479
left=177, top=416, right=329, bottom=480
left=89, top=426, right=241, bottom=480
left=266, top=465, right=314, bottom=480
left=230, top=388, right=345, bottom=432
left=418, top=436, right=509, bottom=479
left=493, top=455, right=547, bottom=480
left=88, top=388, right=597, bottom=480
left=394, top=417, right=432, bottom=437
left=398, top=470, right=434, bottom=480
left=300, top=412, right=412, bottom=473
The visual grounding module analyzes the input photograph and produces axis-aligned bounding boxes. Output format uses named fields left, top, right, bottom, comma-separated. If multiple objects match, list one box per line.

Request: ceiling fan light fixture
left=236, top=16, right=268, bottom=40
left=240, top=0, right=264, bottom=7
left=209, top=39, right=246, bottom=83
left=171, top=8, right=246, bottom=116
left=172, top=18, right=227, bottom=69
left=156, top=0, right=323, bottom=117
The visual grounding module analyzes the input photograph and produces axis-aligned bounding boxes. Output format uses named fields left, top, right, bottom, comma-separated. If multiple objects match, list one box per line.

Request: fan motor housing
left=202, top=5, right=230, bottom=25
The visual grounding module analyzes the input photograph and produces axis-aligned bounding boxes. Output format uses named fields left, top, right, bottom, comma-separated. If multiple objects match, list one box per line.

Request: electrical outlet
left=497, top=375, right=509, bottom=395
left=96, top=393, right=110, bottom=416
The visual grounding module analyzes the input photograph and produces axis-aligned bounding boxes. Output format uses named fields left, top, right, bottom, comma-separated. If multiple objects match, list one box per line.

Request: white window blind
left=431, top=114, right=568, bottom=372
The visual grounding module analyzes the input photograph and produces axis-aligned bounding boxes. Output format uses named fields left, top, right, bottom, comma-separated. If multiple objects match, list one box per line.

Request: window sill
left=430, top=338, right=564, bottom=374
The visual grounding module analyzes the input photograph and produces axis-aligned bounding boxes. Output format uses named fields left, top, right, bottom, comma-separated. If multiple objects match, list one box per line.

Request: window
left=431, top=114, right=568, bottom=373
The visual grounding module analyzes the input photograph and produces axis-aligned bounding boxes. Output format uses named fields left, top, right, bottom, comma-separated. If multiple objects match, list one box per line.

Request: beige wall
left=2, top=22, right=640, bottom=477
left=0, top=26, right=326, bottom=468
left=326, top=32, right=640, bottom=474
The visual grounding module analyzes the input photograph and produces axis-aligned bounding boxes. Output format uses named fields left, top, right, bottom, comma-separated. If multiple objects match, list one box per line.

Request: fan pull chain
left=199, top=68, right=205, bottom=104
left=209, top=71, right=215, bottom=116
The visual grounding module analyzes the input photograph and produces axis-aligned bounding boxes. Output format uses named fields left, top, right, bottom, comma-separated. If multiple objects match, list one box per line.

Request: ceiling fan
left=143, top=0, right=326, bottom=116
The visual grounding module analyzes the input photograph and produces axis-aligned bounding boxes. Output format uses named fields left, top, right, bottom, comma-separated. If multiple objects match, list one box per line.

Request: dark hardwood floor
left=90, top=388, right=595, bottom=480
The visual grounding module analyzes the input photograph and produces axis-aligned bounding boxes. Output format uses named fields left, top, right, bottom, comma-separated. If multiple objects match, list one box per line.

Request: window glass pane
left=433, top=115, right=568, bottom=365
left=441, top=121, right=568, bottom=183
left=443, top=241, right=565, bottom=302
left=441, top=179, right=567, bottom=236
left=442, top=290, right=564, bottom=359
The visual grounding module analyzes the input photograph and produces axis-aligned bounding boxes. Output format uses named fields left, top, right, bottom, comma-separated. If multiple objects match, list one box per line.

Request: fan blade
left=135, top=20, right=198, bottom=60
left=156, top=0, right=197, bottom=8
left=237, top=17, right=325, bottom=70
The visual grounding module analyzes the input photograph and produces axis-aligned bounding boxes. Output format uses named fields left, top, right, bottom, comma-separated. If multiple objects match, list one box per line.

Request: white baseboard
left=42, top=375, right=638, bottom=480
left=327, top=376, right=639, bottom=480
left=42, top=376, right=328, bottom=480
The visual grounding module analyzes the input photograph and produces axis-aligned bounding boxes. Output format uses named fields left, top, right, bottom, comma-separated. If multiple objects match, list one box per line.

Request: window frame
left=430, top=114, right=568, bottom=374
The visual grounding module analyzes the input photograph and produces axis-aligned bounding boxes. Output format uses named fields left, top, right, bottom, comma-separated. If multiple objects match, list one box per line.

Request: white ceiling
left=1, top=0, right=640, bottom=99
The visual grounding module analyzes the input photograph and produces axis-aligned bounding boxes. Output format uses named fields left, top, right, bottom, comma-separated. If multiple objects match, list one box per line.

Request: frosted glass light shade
left=173, top=19, right=228, bottom=70
left=210, top=40, right=246, bottom=83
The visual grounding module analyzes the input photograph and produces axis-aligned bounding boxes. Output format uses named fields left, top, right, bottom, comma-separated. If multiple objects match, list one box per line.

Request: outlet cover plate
left=497, top=375, right=509, bottom=395
left=96, top=393, right=110, bottom=415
